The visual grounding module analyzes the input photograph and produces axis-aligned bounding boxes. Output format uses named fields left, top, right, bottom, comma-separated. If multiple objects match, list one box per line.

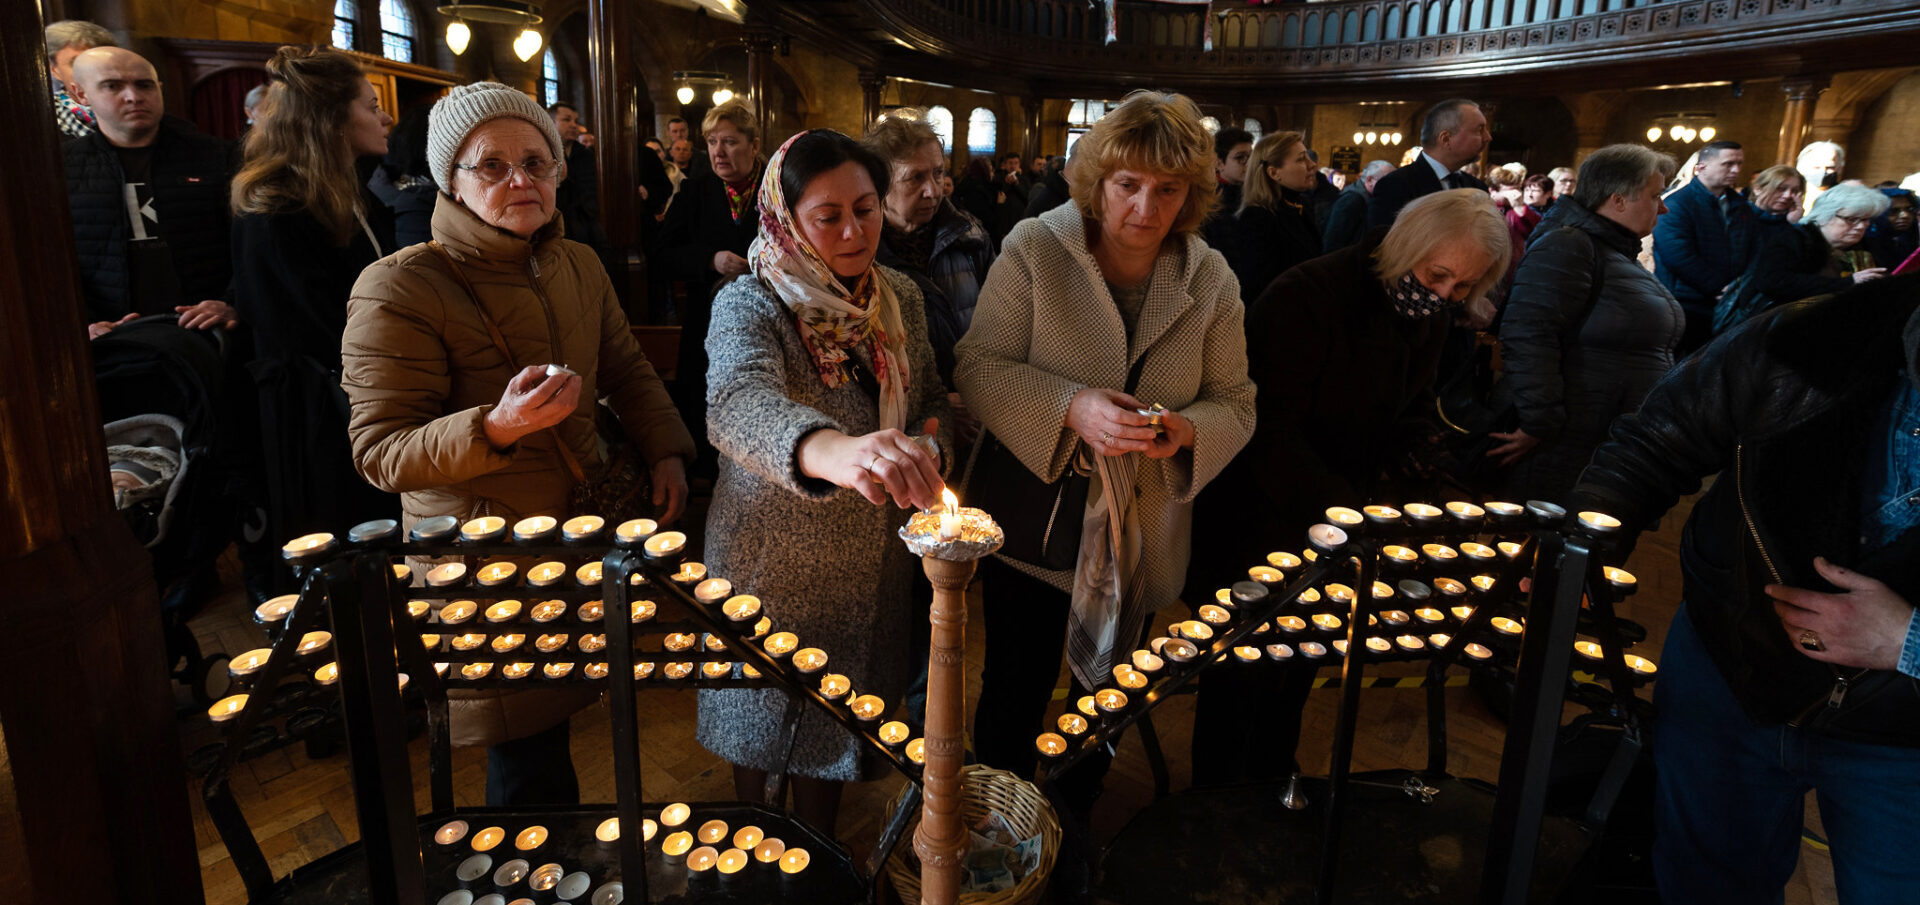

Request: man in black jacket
left=1566, top=276, right=1920, bottom=902
left=1367, top=98, right=1489, bottom=228
left=1322, top=158, right=1395, bottom=251
left=64, top=47, right=235, bottom=338
left=1653, top=140, right=1752, bottom=355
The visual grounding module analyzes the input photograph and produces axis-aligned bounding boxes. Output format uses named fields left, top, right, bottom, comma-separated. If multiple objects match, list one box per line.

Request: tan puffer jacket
left=342, top=194, right=695, bottom=747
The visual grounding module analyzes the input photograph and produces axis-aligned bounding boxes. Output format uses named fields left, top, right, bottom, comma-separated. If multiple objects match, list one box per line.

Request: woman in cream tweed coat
left=954, top=91, right=1256, bottom=822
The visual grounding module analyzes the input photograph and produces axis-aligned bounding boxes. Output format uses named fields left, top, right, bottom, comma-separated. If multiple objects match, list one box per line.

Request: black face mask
left=1389, top=270, right=1453, bottom=319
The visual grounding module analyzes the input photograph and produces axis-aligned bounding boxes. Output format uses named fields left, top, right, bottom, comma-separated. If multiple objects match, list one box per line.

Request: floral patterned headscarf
left=748, top=131, right=910, bottom=431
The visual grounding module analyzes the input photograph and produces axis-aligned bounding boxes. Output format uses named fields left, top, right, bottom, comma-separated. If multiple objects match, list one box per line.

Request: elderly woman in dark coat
left=1490, top=145, right=1684, bottom=506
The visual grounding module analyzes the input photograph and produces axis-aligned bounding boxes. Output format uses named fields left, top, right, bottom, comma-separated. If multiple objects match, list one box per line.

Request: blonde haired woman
left=955, top=90, right=1256, bottom=831
left=1222, top=130, right=1321, bottom=300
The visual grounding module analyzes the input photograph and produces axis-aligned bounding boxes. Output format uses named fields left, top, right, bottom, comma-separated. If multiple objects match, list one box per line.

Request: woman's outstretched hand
left=797, top=418, right=944, bottom=509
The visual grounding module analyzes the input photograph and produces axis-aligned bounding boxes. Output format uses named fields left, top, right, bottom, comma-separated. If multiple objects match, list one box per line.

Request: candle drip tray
left=254, top=803, right=865, bottom=904
left=1093, top=771, right=1595, bottom=904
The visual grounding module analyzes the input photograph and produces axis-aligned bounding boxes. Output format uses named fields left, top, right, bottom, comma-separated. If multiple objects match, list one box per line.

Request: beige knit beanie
left=427, top=81, right=566, bottom=194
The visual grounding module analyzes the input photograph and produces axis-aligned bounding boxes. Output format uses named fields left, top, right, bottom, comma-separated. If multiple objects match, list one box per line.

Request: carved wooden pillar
left=915, top=555, right=976, bottom=905
left=744, top=30, right=778, bottom=135
left=1776, top=75, right=1830, bottom=167
left=1023, top=96, right=1043, bottom=164
left=588, top=0, right=639, bottom=303
left=1, top=4, right=201, bottom=903
left=859, top=69, right=886, bottom=130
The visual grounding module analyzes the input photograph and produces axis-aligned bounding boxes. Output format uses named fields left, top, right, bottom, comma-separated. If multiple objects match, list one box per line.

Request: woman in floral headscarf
left=695, top=129, right=950, bottom=836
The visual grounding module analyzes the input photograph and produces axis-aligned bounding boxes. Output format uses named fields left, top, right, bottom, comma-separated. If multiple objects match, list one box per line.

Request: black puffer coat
left=64, top=116, right=236, bottom=322
left=1568, top=277, right=1920, bottom=746
left=1498, top=197, right=1684, bottom=506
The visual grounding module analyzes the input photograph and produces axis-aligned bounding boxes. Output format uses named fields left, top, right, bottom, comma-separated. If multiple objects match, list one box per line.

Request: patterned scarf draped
left=748, top=132, right=910, bottom=431
left=725, top=176, right=758, bottom=225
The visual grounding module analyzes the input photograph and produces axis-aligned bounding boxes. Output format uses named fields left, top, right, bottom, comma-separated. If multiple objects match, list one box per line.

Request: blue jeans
left=1653, top=604, right=1920, bottom=903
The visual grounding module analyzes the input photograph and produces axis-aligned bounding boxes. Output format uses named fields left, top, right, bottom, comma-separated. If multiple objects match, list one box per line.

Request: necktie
left=1443, top=172, right=1462, bottom=190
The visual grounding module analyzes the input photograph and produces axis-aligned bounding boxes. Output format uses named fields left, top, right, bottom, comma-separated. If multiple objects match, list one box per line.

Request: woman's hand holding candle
left=797, top=417, right=944, bottom=509
left=484, top=365, right=582, bottom=449
left=1141, top=407, right=1194, bottom=459
left=1066, top=388, right=1158, bottom=457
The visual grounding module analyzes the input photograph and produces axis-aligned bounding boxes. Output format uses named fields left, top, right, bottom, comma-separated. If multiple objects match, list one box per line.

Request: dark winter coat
left=1568, top=276, right=1920, bottom=747
left=64, top=116, right=236, bottom=322
left=1321, top=181, right=1371, bottom=251
left=874, top=201, right=996, bottom=385
left=1653, top=178, right=1756, bottom=312
left=1745, top=221, right=1859, bottom=310
left=1367, top=156, right=1487, bottom=228
left=655, top=170, right=762, bottom=454
left=1498, top=197, right=1684, bottom=506
left=1222, top=189, right=1322, bottom=303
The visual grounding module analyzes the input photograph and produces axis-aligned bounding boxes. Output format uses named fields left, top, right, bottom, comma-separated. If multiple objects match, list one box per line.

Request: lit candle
left=780, top=848, right=811, bottom=875
left=1380, top=610, right=1410, bottom=626
left=662, top=831, right=693, bottom=857
left=281, top=532, right=335, bottom=559
left=1414, top=607, right=1445, bottom=623
left=694, top=578, right=732, bottom=604
left=718, top=848, right=749, bottom=876
left=1266, top=643, right=1295, bottom=660
left=755, top=838, right=787, bottom=863
left=673, top=561, right=707, bottom=584
left=1247, top=565, right=1284, bottom=584
left=1491, top=616, right=1523, bottom=635
left=791, top=648, right=828, bottom=673
left=254, top=594, right=299, bottom=623
left=1363, top=504, right=1403, bottom=523
left=722, top=595, right=761, bottom=622
left=1396, top=634, right=1425, bottom=651
left=1383, top=545, right=1419, bottom=564
left=764, top=632, right=798, bottom=657
left=1433, top=577, right=1466, bottom=597
left=1403, top=502, right=1443, bottom=523
left=1161, top=638, right=1198, bottom=662
left=208, top=693, right=248, bottom=722
left=1233, top=645, right=1261, bottom=663
left=1364, top=636, right=1392, bottom=653
left=630, top=600, right=657, bottom=624
left=1574, top=640, right=1604, bottom=660
left=698, top=819, right=730, bottom=845
left=1460, top=542, right=1496, bottom=561
left=644, top=531, right=688, bottom=557
left=1332, top=639, right=1350, bottom=656
left=439, top=600, right=478, bottom=625
left=1624, top=654, right=1657, bottom=675
left=1421, top=543, right=1458, bottom=562
left=1497, top=541, right=1524, bottom=559
left=940, top=488, right=962, bottom=540
left=905, top=739, right=926, bottom=764
left=531, top=600, right=567, bottom=622
left=701, top=662, right=733, bottom=679
left=436, top=819, right=470, bottom=845
left=732, top=825, right=763, bottom=851
left=1035, top=732, right=1068, bottom=759
left=1057, top=713, right=1089, bottom=738
left=1275, top=615, right=1307, bottom=633
left=1095, top=689, right=1128, bottom=714
left=583, top=662, right=608, bottom=679
left=1298, top=641, right=1328, bottom=658
left=459, top=516, right=506, bottom=541
left=660, top=802, right=691, bottom=826
left=1485, top=501, right=1525, bottom=519
left=574, top=562, right=603, bottom=586
left=448, top=632, right=482, bottom=651
left=1299, top=587, right=1323, bottom=604
left=644, top=818, right=659, bottom=842
left=557, top=871, right=593, bottom=900
left=687, top=846, right=719, bottom=872
left=526, top=562, right=566, bottom=588
left=1463, top=642, right=1493, bottom=660
left=511, top=515, right=557, bottom=541
left=490, top=633, right=525, bottom=653
left=615, top=518, right=658, bottom=545
left=1603, top=566, right=1637, bottom=589
left=562, top=515, right=605, bottom=541
left=1325, top=583, right=1356, bottom=605
left=664, top=662, right=694, bottom=680
left=229, top=647, right=272, bottom=676
left=878, top=721, right=911, bottom=746
left=485, top=599, right=523, bottom=623
left=426, top=563, right=468, bottom=587
left=1324, top=506, right=1364, bottom=527
left=472, top=826, right=505, bottom=852
left=542, top=662, right=574, bottom=679
left=515, top=826, right=548, bottom=850
left=1307, top=523, right=1349, bottom=551
left=296, top=631, right=332, bottom=655
left=636, top=662, right=656, bottom=680
left=1198, top=604, right=1232, bottom=625
left=819, top=673, right=851, bottom=699
left=849, top=694, right=886, bottom=721
left=1445, top=501, right=1486, bottom=522
left=461, top=662, right=493, bottom=679
left=1076, top=695, right=1099, bottom=718
left=314, top=662, right=339, bottom=684
left=494, top=859, right=532, bottom=888
left=1429, top=633, right=1452, bottom=648
left=1311, top=613, right=1343, bottom=631
left=1131, top=650, right=1164, bottom=674
left=577, top=634, right=607, bottom=653
left=1578, top=511, right=1622, bottom=533
left=1177, top=620, right=1213, bottom=643
left=1471, top=575, right=1497, bottom=592
left=1266, top=551, right=1302, bottom=571
left=501, top=662, right=533, bottom=679
left=1113, top=665, right=1149, bottom=689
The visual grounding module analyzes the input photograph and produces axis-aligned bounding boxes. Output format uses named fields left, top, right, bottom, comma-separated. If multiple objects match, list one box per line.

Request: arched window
left=378, top=0, right=415, bottom=63
left=332, top=0, right=357, bottom=50
left=926, top=105, right=953, bottom=153
left=967, top=107, right=997, bottom=157
left=541, top=49, right=560, bottom=108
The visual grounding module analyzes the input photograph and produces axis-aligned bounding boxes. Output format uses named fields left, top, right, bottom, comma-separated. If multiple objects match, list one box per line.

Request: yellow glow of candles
left=1215, top=588, right=1232, bottom=605
left=750, top=616, right=772, bottom=639
left=1161, top=638, right=1199, bottom=661
left=255, top=594, right=299, bottom=622
left=461, top=662, right=493, bottom=679
left=543, top=662, right=575, bottom=679
left=694, top=578, right=732, bottom=603
left=636, top=662, right=656, bottom=680
left=562, top=515, right=604, bottom=540
left=1383, top=546, right=1418, bottom=565
left=1415, top=607, right=1445, bottom=623
left=1363, top=504, right=1402, bottom=521
left=690, top=846, right=720, bottom=871
left=515, top=826, right=548, bottom=850
left=1114, top=666, right=1149, bottom=689
left=701, top=662, right=733, bottom=679
left=1325, top=506, right=1364, bottom=526
left=1326, top=584, right=1356, bottom=605
left=1368, top=582, right=1395, bottom=602
left=1332, top=639, right=1350, bottom=655
left=1180, top=620, right=1214, bottom=643
left=1233, top=645, right=1261, bottom=663
left=781, top=848, right=812, bottom=874
left=1364, top=636, right=1392, bottom=653
left=1461, top=542, right=1495, bottom=560
left=449, top=633, right=482, bottom=651
left=296, top=631, right=332, bottom=654
left=460, top=516, right=505, bottom=540
left=230, top=648, right=272, bottom=676
left=1303, top=549, right=1318, bottom=561
left=595, top=818, right=620, bottom=842
left=574, top=562, right=603, bottom=586
left=1076, top=695, right=1099, bottom=718
left=1396, top=634, right=1425, bottom=650
left=849, top=694, right=885, bottom=721
left=1498, top=541, right=1524, bottom=558
left=664, top=632, right=695, bottom=652
left=674, top=562, right=708, bottom=583
left=1464, top=642, right=1493, bottom=660
left=1276, top=615, right=1307, bottom=632
left=643, top=531, right=688, bottom=556
left=1575, top=640, right=1604, bottom=660
left=527, top=562, right=566, bottom=587
left=722, top=595, right=761, bottom=622
left=792, top=648, right=828, bottom=673
left=1248, top=565, right=1284, bottom=583
left=661, top=802, right=691, bottom=826
left=282, top=532, right=334, bottom=556
left=663, top=662, right=694, bottom=680
left=1380, top=610, right=1410, bottom=626
left=1198, top=604, right=1232, bottom=624
left=704, top=633, right=729, bottom=652
left=491, top=633, right=525, bottom=652
left=501, top=662, right=533, bottom=680
left=1267, top=551, right=1302, bottom=570
left=1446, top=501, right=1486, bottom=519
left=1604, top=566, right=1637, bottom=588
left=644, top=818, right=660, bottom=841
left=536, top=633, right=568, bottom=653
left=436, top=819, right=469, bottom=845
left=511, top=515, right=556, bottom=541
left=732, top=825, right=763, bottom=850
left=1308, top=524, right=1349, bottom=549
left=1311, top=613, right=1343, bottom=630
left=578, top=633, right=607, bottom=653
left=1058, top=713, right=1089, bottom=737
left=697, top=819, right=730, bottom=845
left=1430, top=633, right=1452, bottom=648
left=1299, top=641, right=1328, bottom=658
left=1267, top=643, right=1295, bottom=660
left=472, top=826, right=505, bottom=851
left=1299, top=587, right=1322, bottom=604
left=1404, top=502, right=1443, bottom=520
left=764, top=632, right=798, bottom=657
left=577, top=601, right=604, bottom=623
left=878, top=721, right=910, bottom=745
left=1471, top=575, right=1497, bottom=592
left=1036, top=732, right=1068, bottom=757
left=1491, top=616, right=1523, bottom=635
left=755, top=838, right=787, bottom=862
left=485, top=600, right=523, bottom=623
left=1433, top=577, right=1466, bottom=597
left=906, top=738, right=926, bottom=764
left=440, top=600, right=478, bottom=624
left=1132, top=650, right=1164, bottom=673
left=1421, top=544, right=1458, bottom=562
left=819, top=673, right=851, bottom=699
left=583, top=662, right=608, bottom=679
left=1451, top=605, right=1475, bottom=621
left=208, top=693, right=248, bottom=722
left=1624, top=654, right=1657, bottom=675
left=939, top=488, right=962, bottom=540
left=615, top=518, right=658, bottom=544
left=1486, top=501, right=1525, bottom=516
left=314, top=662, right=340, bottom=684
left=661, top=831, right=693, bottom=857
left=1578, top=511, right=1622, bottom=532
left=718, top=848, right=749, bottom=875
left=406, top=598, right=429, bottom=619
left=1095, top=689, right=1128, bottom=713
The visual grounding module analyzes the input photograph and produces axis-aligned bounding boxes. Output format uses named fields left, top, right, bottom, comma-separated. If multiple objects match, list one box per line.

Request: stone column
left=744, top=30, right=779, bottom=134
left=1776, top=76, right=1830, bottom=167
left=1024, top=96, right=1044, bottom=163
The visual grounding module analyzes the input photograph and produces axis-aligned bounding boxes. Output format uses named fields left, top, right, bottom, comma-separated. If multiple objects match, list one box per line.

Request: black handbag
left=959, top=356, right=1148, bottom=571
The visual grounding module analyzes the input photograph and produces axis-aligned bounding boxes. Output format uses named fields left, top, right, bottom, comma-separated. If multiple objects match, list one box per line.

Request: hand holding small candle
left=796, top=417, right=945, bottom=509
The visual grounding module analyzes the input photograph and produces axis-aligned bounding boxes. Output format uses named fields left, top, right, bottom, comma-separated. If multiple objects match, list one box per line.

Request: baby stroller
left=92, top=315, right=239, bottom=707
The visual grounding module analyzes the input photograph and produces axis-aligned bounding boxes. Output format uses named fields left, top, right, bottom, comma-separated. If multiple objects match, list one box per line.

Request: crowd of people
left=45, top=19, right=1920, bottom=903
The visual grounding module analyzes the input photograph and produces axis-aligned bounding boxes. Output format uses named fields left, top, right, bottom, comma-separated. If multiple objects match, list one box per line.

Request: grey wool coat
left=694, top=267, right=951, bottom=781
left=953, top=203, right=1257, bottom=606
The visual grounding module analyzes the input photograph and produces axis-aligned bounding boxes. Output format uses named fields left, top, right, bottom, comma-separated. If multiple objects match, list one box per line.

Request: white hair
left=1802, top=182, right=1888, bottom=225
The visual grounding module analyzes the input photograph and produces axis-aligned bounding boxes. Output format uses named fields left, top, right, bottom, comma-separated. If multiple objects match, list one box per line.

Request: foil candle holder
left=493, top=858, right=531, bottom=887
left=614, top=518, right=658, bottom=546
left=543, top=662, right=575, bottom=679
left=208, top=693, right=248, bottom=722
left=461, top=662, right=493, bottom=679
left=574, top=562, right=604, bottom=586
left=660, top=802, right=691, bottom=827
left=511, top=516, right=557, bottom=542
left=664, top=662, right=694, bottom=680
left=1624, top=654, right=1658, bottom=675
left=687, top=846, right=719, bottom=872
left=819, top=673, right=851, bottom=700
left=1574, top=639, right=1604, bottom=661
left=643, top=531, right=687, bottom=558
left=672, top=561, right=707, bottom=584
left=229, top=648, right=272, bottom=677
left=254, top=594, right=299, bottom=624
left=1197, top=604, right=1233, bottom=625
left=500, top=662, right=533, bottom=680
left=1403, top=502, right=1443, bottom=525
left=296, top=631, right=332, bottom=655
left=348, top=518, right=399, bottom=545
left=436, top=819, right=470, bottom=845
left=1604, top=566, right=1638, bottom=590
left=314, top=662, right=340, bottom=684
left=1266, top=550, right=1303, bottom=572
left=1266, top=643, right=1296, bottom=661
left=484, top=600, right=523, bottom=623
left=755, top=838, right=787, bottom=863
left=1460, top=542, right=1497, bottom=563
left=1232, top=645, right=1262, bottom=663
left=1382, top=545, right=1419, bottom=565
left=1035, top=732, right=1068, bottom=760
left=878, top=721, right=911, bottom=746
left=439, top=600, right=479, bottom=625
left=1324, top=506, right=1364, bottom=528
left=1112, top=665, right=1149, bottom=689
left=717, top=848, right=750, bottom=876
left=577, top=601, right=605, bottom=623
left=630, top=600, right=657, bottom=624
left=582, top=662, right=609, bottom=679
left=1362, top=504, right=1402, bottom=525
left=1498, top=541, right=1525, bottom=559
left=558, top=871, right=594, bottom=899
left=1057, top=713, right=1089, bottom=739
left=1306, top=523, right=1349, bottom=553
left=694, top=578, right=732, bottom=604
left=1429, top=633, right=1452, bottom=649
left=697, top=819, right=730, bottom=845
left=898, top=502, right=1006, bottom=561
left=526, top=562, right=567, bottom=588
left=280, top=532, right=336, bottom=562
left=1094, top=688, right=1129, bottom=714
left=1490, top=616, right=1524, bottom=635
left=661, top=832, right=693, bottom=857
left=471, top=826, right=506, bottom=852
left=426, top=563, right=467, bottom=587
left=905, top=739, right=926, bottom=764
left=562, top=515, right=605, bottom=542
left=1075, top=695, right=1099, bottom=718
left=490, top=633, right=525, bottom=653
left=780, top=848, right=812, bottom=875
left=722, top=595, right=761, bottom=622
left=1445, top=501, right=1486, bottom=524
left=515, top=826, right=548, bottom=851
left=849, top=694, right=886, bottom=721
left=701, top=662, right=733, bottom=679
left=791, top=648, right=828, bottom=673
left=1131, top=650, right=1165, bottom=675
left=409, top=515, right=459, bottom=543
left=1247, top=565, right=1284, bottom=584
left=1364, top=636, right=1393, bottom=654
left=1578, top=510, right=1623, bottom=534
left=733, top=825, right=764, bottom=850
left=459, top=516, right=506, bottom=543
left=1298, top=641, right=1328, bottom=659
left=530, top=600, right=567, bottom=623
left=1414, top=607, right=1446, bottom=624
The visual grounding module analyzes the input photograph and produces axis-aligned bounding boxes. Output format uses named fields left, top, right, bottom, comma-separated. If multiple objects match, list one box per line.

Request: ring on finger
left=1798, top=630, right=1825, bottom=652
left=868, top=454, right=886, bottom=484
left=1099, top=430, right=1114, bottom=444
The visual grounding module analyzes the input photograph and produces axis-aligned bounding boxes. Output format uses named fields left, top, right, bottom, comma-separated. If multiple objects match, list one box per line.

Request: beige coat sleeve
left=952, top=237, right=1087, bottom=483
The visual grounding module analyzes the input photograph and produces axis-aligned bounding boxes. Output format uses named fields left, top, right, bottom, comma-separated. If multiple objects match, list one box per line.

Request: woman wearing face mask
left=1187, top=187, right=1510, bottom=788
left=1221, top=130, right=1322, bottom=302
left=695, top=129, right=950, bottom=837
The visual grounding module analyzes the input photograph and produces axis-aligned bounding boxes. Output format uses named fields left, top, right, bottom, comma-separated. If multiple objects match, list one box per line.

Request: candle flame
left=941, top=487, right=958, bottom=511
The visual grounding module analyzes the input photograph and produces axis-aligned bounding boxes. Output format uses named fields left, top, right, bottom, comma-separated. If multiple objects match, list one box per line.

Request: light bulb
left=712, top=87, right=734, bottom=105
left=446, top=20, right=470, bottom=56
left=1681, top=126, right=1697, bottom=142
left=676, top=85, right=695, bottom=106
left=1390, top=132, right=1402, bottom=144
left=1699, top=126, right=1716, bottom=142
left=1353, top=131, right=1364, bottom=145
left=513, top=28, right=543, bottom=62
left=1669, top=125, right=1685, bottom=141
left=1365, top=131, right=1378, bottom=144
left=1647, top=126, right=1662, bottom=142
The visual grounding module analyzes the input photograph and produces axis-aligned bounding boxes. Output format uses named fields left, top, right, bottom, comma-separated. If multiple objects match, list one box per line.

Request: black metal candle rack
left=1035, top=500, right=1657, bottom=905
left=201, top=515, right=933, bottom=905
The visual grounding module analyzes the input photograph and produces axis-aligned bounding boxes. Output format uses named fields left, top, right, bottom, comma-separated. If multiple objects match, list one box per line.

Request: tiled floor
left=181, top=487, right=1837, bottom=904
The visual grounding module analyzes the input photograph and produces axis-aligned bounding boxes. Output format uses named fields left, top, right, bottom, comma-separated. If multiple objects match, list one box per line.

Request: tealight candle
left=643, top=531, right=688, bottom=557
left=1299, top=641, right=1328, bottom=658
left=697, top=819, right=730, bottom=845
left=1574, top=640, right=1604, bottom=660
left=849, top=694, right=886, bottom=721
left=1603, top=566, right=1637, bottom=589
left=562, top=515, right=605, bottom=541
left=208, top=693, right=248, bottom=722
left=583, top=662, right=609, bottom=679
left=1267, top=551, right=1303, bottom=571
left=1324, top=506, right=1364, bottom=526
left=296, top=631, right=332, bottom=655
left=1421, top=543, right=1458, bottom=561
left=230, top=647, right=272, bottom=676
left=495, top=858, right=531, bottom=887
left=703, top=633, right=728, bottom=652
left=439, top=600, right=478, bottom=625
left=1624, top=654, right=1657, bottom=675
left=1446, top=501, right=1486, bottom=521
left=314, top=662, right=339, bottom=684
left=660, top=802, right=691, bottom=827
left=1364, top=636, right=1393, bottom=653
left=1057, top=713, right=1089, bottom=738
left=1247, top=566, right=1284, bottom=584
left=819, top=673, right=851, bottom=699
left=574, top=562, right=603, bottom=586
left=1332, top=639, right=1350, bottom=656
left=485, top=600, right=523, bottom=623
left=1383, top=545, right=1418, bottom=564
left=718, top=848, right=749, bottom=876
left=1177, top=620, right=1213, bottom=643
left=1326, top=583, right=1356, bottom=605
left=615, top=518, right=658, bottom=545
left=733, top=826, right=764, bottom=850
left=1035, top=732, right=1068, bottom=759
left=644, top=818, right=660, bottom=842
left=1498, top=541, right=1524, bottom=559
left=1471, top=575, right=1497, bottom=592
left=436, top=819, right=470, bottom=845
left=694, top=578, right=732, bottom=604
left=515, top=826, right=548, bottom=850
left=750, top=616, right=772, bottom=639
left=254, top=594, right=299, bottom=623
left=576, top=634, right=606, bottom=653
left=636, top=663, right=656, bottom=680
left=905, top=739, right=926, bottom=764
left=1197, top=604, right=1232, bottom=625
left=1414, top=607, right=1445, bottom=623
left=661, top=831, right=693, bottom=857
left=501, top=662, right=533, bottom=680
left=1307, top=523, right=1349, bottom=551
left=459, top=516, right=506, bottom=541
left=687, top=846, right=719, bottom=872
left=1429, top=633, right=1452, bottom=648
left=761, top=632, right=797, bottom=658
left=543, top=662, right=575, bottom=679
left=1403, top=502, right=1443, bottom=522
left=722, top=595, right=761, bottom=622
left=664, top=662, right=694, bottom=680
left=701, top=662, right=733, bottom=679
left=630, top=600, right=656, bottom=623
left=1433, top=577, right=1467, bottom=597
left=490, top=633, right=525, bottom=653
left=526, top=562, right=566, bottom=588
left=1485, top=501, right=1525, bottom=518
left=1095, top=689, right=1128, bottom=714
left=1131, top=650, right=1164, bottom=674
left=461, top=662, right=493, bottom=679
left=1460, top=542, right=1496, bottom=561
left=1161, top=638, right=1199, bottom=662
left=577, top=601, right=605, bottom=622
left=1363, top=504, right=1403, bottom=523
left=281, top=532, right=335, bottom=559
left=472, top=826, right=506, bottom=852
left=1299, top=587, right=1322, bottom=604
left=878, top=721, right=911, bottom=746
left=1233, top=645, right=1261, bottom=663
left=1578, top=511, right=1622, bottom=533
left=511, top=516, right=557, bottom=541
left=1113, top=665, right=1149, bottom=689
left=1311, top=613, right=1343, bottom=631
left=1380, top=610, right=1410, bottom=626
left=1266, top=643, right=1295, bottom=660
left=531, top=600, right=567, bottom=622
left=1451, top=605, right=1475, bottom=621
left=672, top=562, right=708, bottom=584
left=792, top=648, right=828, bottom=673
left=558, top=871, right=594, bottom=900
left=456, top=855, right=492, bottom=883
left=1463, top=642, right=1493, bottom=660
left=1275, top=615, right=1307, bottom=633
left=780, top=848, right=811, bottom=875
left=755, top=838, right=787, bottom=863
left=426, top=563, right=468, bottom=587
left=1076, top=695, right=1099, bottom=718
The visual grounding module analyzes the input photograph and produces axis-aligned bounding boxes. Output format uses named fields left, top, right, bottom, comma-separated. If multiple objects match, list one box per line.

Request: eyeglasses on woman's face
left=456, top=156, right=564, bottom=184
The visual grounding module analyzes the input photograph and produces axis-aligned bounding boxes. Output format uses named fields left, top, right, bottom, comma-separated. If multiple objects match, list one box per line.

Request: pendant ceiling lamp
left=436, top=1, right=544, bottom=56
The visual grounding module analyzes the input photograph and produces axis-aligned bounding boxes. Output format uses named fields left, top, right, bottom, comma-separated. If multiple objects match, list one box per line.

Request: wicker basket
left=884, top=765, right=1061, bottom=905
